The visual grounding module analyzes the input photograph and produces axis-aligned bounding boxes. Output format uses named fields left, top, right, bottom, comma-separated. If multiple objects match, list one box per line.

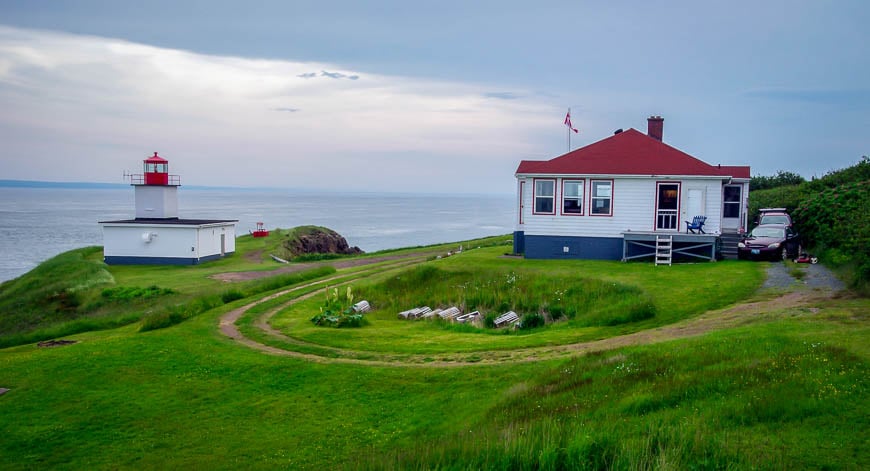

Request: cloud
left=484, top=92, right=519, bottom=100
left=297, top=70, right=360, bottom=80
left=0, top=26, right=554, bottom=193
left=320, top=70, right=359, bottom=80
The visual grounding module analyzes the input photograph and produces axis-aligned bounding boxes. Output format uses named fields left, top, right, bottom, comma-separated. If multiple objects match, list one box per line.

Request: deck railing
left=129, top=174, right=181, bottom=185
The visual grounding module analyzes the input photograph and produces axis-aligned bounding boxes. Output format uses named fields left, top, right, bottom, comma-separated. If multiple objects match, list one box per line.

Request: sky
left=0, top=1, right=868, bottom=194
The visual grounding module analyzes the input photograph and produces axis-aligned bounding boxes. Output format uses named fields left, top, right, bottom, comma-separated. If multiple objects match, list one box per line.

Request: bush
left=750, top=170, right=806, bottom=191
left=359, top=266, right=655, bottom=330
left=310, top=286, right=368, bottom=328
left=792, top=181, right=870, bottom=289
left=518, top=313, right=545, bottom=330
left=221, top=290, right=245, bottom=304
left=748, top=184, right=809, bottom=225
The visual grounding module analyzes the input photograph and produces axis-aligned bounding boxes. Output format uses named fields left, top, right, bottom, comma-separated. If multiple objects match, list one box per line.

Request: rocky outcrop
left=281, top=226, right=363, bottom=258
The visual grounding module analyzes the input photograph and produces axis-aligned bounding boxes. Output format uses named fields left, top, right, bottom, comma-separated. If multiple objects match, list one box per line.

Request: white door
left=722, top=185, right=742, bottom=231
left=686, top=189, right=705, bottom=219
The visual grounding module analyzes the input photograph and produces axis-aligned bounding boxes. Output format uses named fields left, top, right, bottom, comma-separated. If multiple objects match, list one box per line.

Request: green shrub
left=750, top=170, right=806, bottom=191
left=221, top=290, right=245, bottom=304
left=748, top=184, right=809, bottom=225
left=793, top=180, right=870, bottom=289
left=359, top=266, right=655, bottom=329
left=310, top=286, right=367, bottom=328
left=518, top=313, right=544, bottom=330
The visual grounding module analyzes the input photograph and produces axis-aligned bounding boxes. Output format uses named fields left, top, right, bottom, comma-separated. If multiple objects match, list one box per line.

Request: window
left=723, top=185, right=741, bottom=218
left=590, top=180, right=612, bottom=215
left=534, top=179, right=555, bottom=214
left=562, top=180, right=584, bottom=214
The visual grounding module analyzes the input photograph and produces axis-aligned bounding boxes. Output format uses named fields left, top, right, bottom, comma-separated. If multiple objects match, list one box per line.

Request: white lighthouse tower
left=100, top=152, right=238, bottom=265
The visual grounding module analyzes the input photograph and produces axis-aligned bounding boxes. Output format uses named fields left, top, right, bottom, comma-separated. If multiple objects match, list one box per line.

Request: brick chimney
left=647, top=115, right=664, bottom=141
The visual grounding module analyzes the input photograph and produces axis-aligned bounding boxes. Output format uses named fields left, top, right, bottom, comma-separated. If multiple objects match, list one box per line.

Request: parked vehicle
left=756, top=207, right=793, bottom=227
left=738, top=224, right=801, bottom=261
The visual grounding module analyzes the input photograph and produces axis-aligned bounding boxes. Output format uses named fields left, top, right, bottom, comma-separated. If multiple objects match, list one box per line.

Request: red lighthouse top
left=143, top=152, right=171, bottom=185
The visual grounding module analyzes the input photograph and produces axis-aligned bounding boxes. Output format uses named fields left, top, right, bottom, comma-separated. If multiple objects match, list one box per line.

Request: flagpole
left=567, top=107, right=571, bottom=153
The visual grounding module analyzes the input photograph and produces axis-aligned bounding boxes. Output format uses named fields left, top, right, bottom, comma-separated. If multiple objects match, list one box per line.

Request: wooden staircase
left=655, top=235, right=673, bottom=266
left=719, top=230, right=741, bottom=260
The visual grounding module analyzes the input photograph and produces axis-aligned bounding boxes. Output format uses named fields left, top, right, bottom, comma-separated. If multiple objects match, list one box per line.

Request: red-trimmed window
left=533, top=179, right=556, bottom=214
left=590, top=180, right=613, bottom=216
left=561, top=179, right=584, bottom=215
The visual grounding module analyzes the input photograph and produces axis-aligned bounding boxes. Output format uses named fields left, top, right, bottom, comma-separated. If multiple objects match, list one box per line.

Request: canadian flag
left=564, top=111, right=579, bottom=133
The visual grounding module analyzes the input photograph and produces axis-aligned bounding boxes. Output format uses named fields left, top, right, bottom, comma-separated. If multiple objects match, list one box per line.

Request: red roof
left=516, top=128, right=749, bottom=178
left=144, top=152, right=168, bottom=164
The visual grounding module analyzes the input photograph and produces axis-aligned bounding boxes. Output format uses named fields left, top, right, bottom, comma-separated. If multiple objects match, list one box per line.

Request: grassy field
left=0, top=235, right=867, bottom=469
left=266, top=248, right=762, bottom=355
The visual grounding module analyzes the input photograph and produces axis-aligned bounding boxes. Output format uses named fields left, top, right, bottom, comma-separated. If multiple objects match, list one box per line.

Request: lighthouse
left=99, top=152, right=238, bottom=265
left=134, top=152, right=179, bottom=219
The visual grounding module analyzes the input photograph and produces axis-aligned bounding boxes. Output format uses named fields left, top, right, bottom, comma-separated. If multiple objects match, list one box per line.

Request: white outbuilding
left=100, top=152, right=237, bottom=265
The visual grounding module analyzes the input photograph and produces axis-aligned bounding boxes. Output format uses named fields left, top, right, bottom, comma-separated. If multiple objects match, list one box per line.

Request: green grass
left=266, top=248, right=762, bottom=354
left=0, top=234, right=866, bottom=469
left=1, top=285, right=865, bottom=469
left=368, top=315, right=869, bottom=470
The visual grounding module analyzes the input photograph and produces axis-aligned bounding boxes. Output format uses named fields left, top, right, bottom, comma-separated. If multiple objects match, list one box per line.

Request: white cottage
left=100, top=152, right=237, bottom=265
left=514, top=116, right=750, bottom=262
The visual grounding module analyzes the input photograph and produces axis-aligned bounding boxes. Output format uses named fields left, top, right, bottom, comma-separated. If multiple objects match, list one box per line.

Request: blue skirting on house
left=513, top=231, right=525, bottom=254
left=104, top=252, right=233, bottom=265
left=523, top=235, right=622, bottom=260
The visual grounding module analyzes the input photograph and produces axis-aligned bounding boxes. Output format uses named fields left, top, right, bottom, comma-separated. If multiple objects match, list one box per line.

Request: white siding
left=134, top=186, right=178, bottom=218
left=102, top=222, right=236, bottom=259
left=196, top=225, right=236, bottom=257
left=102, top=225, right=197, bottom=258
left=518, top=176, right=727, bottom=237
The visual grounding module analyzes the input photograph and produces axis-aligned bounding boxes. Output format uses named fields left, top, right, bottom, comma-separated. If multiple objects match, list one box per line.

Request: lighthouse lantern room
left=144, top=151, right=170, bottom=185
left=134, top=152, right=180, bottom=219
left=100, top=152, right=238, bottom=265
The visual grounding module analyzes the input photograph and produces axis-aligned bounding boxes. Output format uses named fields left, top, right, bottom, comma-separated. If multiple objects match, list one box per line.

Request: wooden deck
left=622, top=231, right=718, bottom=262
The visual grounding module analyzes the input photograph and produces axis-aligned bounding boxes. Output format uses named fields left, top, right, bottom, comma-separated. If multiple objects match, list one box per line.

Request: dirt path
left=217, top=261, right=847, bottom=367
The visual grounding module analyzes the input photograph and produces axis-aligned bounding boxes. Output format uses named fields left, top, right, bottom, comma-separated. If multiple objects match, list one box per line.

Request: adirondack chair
left=684, top=215, right=707, bottom=234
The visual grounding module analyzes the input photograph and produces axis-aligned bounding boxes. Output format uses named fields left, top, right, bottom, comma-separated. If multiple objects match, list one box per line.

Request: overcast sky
left=1, top=1, right=868, bottom=194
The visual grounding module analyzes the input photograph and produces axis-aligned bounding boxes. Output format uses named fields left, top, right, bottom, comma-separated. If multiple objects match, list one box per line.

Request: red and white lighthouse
left=133, top=152, right=180, bottom=219
left=101, top=151, right=238, bottom=265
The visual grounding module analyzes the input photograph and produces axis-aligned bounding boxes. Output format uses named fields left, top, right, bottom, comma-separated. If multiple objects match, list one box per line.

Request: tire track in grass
left=219, top=259, right=846, bottom=367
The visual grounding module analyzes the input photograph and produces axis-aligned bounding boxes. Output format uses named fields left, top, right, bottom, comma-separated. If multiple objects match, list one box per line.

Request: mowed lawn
left=0, top=246, right=867, bottom=469
left=269, top=247, right=764, bottom=353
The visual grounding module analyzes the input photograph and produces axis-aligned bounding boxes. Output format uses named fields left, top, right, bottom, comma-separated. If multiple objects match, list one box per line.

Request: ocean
left=0, top=186, right=515, bottom=283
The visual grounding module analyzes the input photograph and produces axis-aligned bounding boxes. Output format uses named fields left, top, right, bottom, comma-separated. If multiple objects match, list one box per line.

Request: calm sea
left=0, top=186, right=515, bottom=282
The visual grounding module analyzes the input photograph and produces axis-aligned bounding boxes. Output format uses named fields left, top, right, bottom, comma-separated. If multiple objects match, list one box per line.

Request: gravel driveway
left=762, top=261, right=846, bottom=291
